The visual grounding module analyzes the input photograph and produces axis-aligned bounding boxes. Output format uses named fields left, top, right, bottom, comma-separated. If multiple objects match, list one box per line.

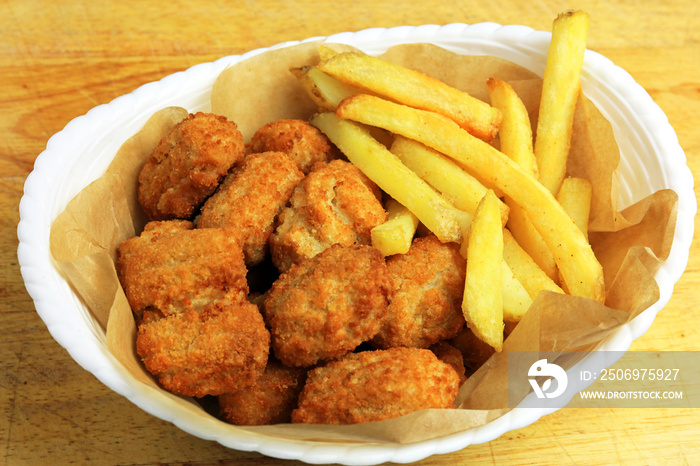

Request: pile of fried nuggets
left=117, top=112, right=488, bottom=426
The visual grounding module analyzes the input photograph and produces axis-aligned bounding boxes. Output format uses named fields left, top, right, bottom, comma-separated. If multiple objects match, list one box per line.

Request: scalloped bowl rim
left=17, top=23, right=695, bottom=465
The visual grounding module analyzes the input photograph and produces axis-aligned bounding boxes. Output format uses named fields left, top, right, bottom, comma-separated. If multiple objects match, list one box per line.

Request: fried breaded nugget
left=138, top=112, right=245, bottom=220
left=198, top=151, right=304, bottom=265
left=263, top=244, right=391, bottom=367
left=429, top=340, right=468, bottom=385
left=270, top=159, right=387, bottom=273
left=116, top=221, right=248, bottom=324
left=291, top=347, right=460, bottom=425
left=372, top=235, right=466, bottom=349
left=248, top=118, right=337, bottom=174
left=140, top=219, right=195, bottom=235
left=136, top=294, right=270, bottom=398
left=218, top=357, right=307, bottom=425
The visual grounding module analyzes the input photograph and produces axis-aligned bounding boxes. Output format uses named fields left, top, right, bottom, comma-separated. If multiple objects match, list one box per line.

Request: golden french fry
left=317, top=51, right=501, bottom=141
left=310, top=112, right=470, bottom=243
left=487, top=77, right=538, bottom=177
left=534, top=9, right=590, bottom=195
left=390, top=135, right=509, bottom=224
left=463, top=190, right=504, bottom=352
left=505, top=202, right=559, bottom=281
left=501, top=260, right=534, bottom=322
left=370, top=198, right=420, bottom=256
left=291, top=66, right=393, bottom=145
left=487, top=77, right=559, bottom=281
left=337, top=94, right=604, bottom=302
left=557, top=176, right=593, bottom=240
left=290, top=66, right=361, bottom=112
left=458, top=223, right=534, bottom=322
left=502, top=229, right=564, bottom=299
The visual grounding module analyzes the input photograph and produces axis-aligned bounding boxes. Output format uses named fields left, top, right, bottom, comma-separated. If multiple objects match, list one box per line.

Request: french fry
left=290, top=66, right=361, bottom=112
left=557, top=176, right=593, bottom=240
left=291, top=65, right=393, bottom=146
left=487, top=77, right=538, bottom=177
left=505, top=204, right=559, bottom=281
left=370, top=198, right=420, bottom=256
left=310, top=112, right=470, bottom=243
left=390, top=135, right=509, bottom=225
left=487, top=77, right=559, bottom=281
left=501, top=260, right=534, bottom=322
left=317, top=51, right=502, bottom=141
left=502, top=229, right=564, bottom=300
left=463, top=190, right=504, bottom=351
left=534, top=9, right=590, bottom=195
left=336, top=94, right=604, bottom=302
left=459, top=224, right=533, bottom=322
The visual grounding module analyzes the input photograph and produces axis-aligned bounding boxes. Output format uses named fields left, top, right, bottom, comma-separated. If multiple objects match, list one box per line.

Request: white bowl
left=18, top=23, right=695, bottom=464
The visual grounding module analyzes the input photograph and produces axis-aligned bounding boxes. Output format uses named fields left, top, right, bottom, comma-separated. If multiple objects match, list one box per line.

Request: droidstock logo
left=528, top=359, right=568, bottom=399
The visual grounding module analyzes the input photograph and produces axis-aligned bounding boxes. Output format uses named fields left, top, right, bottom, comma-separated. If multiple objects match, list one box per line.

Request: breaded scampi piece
left=263, top=244, right=392, bottom=367
left=429, top=340, right=468, bottom=385
left=198, top=151, right=304, bottom=266
left=248, top=119, right=337, bottom=174
left=291, top=347, right=460, bottom=425
left=219, top=357, right=307, bottom=425
left=138, top=112, right=245, bottom=220
left=372, top=235, right=466, bottom=349
left=116, top=221, right=248, bottom=324
left=270, top=159, right=387, bottom=273
left=136, top=294, right=270, bottom=398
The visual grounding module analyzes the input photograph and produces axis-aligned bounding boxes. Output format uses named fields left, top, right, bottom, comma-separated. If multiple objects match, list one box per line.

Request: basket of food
left=18, top=10, right=694, bottom=465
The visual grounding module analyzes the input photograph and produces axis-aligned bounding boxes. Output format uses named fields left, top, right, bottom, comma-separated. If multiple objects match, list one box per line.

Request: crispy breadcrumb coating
left=218, top=357, right=307, bottom=425
left=125, top=113, right=473, bottom=424
left=263, top=244, right=392, bottom=367
left=136, top=295, right=270, bottom=398
left=270, top=159, right=387, bottom=273
left=291, top=347, right=460, bottom=425
left=116, top=221, right=248, bottom=324
left=198, top=151, right=304, bottom=265
left=429, top=340, right=468, bottom=385
left=372, top=235, right=466, bottom=349
left=248, top=119, right=337, bottom=174
left=138, top=112, right=245, bottom=220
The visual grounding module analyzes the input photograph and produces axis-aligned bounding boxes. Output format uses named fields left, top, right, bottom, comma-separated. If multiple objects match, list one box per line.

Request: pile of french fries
left=293, top=10, right=602, bottom=352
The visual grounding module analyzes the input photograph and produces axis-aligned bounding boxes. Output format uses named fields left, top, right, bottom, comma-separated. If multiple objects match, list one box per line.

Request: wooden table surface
left=3, top=0, right=699, bottom=464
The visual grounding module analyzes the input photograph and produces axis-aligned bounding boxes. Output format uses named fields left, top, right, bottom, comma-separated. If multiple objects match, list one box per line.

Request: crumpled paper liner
left=49, top=41, right=678, bottom=444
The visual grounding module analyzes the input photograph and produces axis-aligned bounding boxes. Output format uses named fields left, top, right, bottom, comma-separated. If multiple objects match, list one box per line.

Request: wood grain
left=2, top=0, right=699, bottom=464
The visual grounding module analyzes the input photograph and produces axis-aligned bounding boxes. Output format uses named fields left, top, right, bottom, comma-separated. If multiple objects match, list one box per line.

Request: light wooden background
left=2, top=0, right=699, bottom=464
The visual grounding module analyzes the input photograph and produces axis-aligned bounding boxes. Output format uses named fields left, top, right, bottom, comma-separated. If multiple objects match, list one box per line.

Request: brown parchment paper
left=49, top=41, right=678, bottom=444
